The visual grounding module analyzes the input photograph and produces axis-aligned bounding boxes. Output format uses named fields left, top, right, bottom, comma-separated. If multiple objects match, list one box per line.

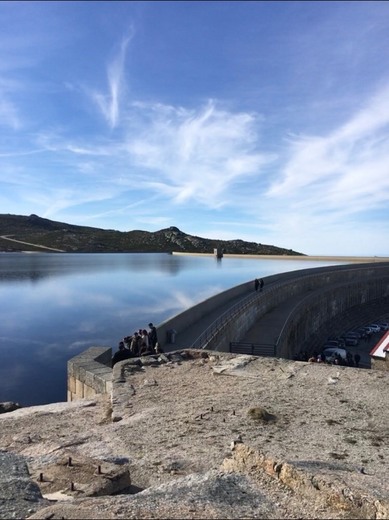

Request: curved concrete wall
left=276, top=274, right=389, bottom=358
left=156, top=279, right=253, bottom=347
left=157, top=262, right=389, bottom=356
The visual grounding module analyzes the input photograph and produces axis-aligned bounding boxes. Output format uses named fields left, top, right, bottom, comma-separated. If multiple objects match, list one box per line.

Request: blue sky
left=1, top=1, right=389, bottom=256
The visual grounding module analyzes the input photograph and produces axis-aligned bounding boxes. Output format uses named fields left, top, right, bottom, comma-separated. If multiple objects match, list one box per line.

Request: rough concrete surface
left=0, top=450, right=51, bottom=519
left=0, top=350, right=388, bottom=519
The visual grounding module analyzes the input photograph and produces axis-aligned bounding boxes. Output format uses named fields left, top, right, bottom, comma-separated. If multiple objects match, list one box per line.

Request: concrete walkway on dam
left=163, top=284, right=301, bottom=354
left=162, top=290, right=253, bottom=353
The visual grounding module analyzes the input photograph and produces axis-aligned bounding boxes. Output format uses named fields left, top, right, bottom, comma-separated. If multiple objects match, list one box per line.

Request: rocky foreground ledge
left=0, top=350, right=388, bottom=519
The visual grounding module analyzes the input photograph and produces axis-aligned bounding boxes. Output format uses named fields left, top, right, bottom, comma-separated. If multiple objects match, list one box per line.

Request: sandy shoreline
left=172, top=252, right=389, bottom=263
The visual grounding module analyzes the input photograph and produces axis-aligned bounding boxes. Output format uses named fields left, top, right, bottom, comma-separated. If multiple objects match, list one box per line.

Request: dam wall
left=158, top=262, right=389, bottom=354
left=276, top=275, right=389, bottom=358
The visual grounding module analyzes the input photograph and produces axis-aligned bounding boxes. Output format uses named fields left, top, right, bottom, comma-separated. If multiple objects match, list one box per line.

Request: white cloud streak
left=0, top=94, right=20, bottom=130
left=268, top=85, right=389, bottom=207
left=124, top=100, right=275, bottom=207
left=90, top=28, right=134, bottom=129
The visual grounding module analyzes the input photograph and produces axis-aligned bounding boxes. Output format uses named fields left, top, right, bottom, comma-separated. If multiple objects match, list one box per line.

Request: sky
left=1, top=1, right=389, bottom=256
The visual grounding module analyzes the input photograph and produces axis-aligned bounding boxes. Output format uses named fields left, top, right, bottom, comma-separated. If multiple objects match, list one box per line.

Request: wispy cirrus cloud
left=235, top=83, right=389, bottom=253
left=124, top=100, right=275, bottom=207
left=0, top=94, right=20, bottom=130
left=268, top=84, right=389, bottom=206
left=89, top=28, right=134, bottom=129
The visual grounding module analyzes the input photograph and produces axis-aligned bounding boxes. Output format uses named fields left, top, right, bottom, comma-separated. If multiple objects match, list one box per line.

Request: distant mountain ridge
left=0, top=214, right=304, bottom=255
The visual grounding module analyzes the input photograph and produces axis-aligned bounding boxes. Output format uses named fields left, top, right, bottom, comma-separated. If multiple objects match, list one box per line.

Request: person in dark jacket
left=148, top=322, right=158, bottom=348
left=112, top=342, right=131, bottom=366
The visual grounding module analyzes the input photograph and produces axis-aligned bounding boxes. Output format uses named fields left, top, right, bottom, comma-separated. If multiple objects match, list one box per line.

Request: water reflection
left=0, top=253, right=203, bottom=284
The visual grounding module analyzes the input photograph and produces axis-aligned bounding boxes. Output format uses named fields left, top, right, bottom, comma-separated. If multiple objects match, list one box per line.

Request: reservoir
left=0, top=253, right=349, bottom=406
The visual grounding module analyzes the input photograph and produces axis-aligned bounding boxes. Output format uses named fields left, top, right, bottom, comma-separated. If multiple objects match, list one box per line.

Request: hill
left=0, top=214, right=304, bottom=255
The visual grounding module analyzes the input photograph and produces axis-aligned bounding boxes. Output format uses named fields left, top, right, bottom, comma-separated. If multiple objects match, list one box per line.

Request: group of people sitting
left=112, top=322, right=163, bottom=366
left=294, top=350, right=361, bottom=367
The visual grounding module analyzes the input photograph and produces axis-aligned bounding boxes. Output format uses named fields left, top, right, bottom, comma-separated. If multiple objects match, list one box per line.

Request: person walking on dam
left=254, top=278, right=259, bottom=291
left=259, top=278, right=264, bottom=291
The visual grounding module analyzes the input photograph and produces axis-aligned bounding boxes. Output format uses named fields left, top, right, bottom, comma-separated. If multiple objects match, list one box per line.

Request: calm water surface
left=0, top=253, right=347, bottom=406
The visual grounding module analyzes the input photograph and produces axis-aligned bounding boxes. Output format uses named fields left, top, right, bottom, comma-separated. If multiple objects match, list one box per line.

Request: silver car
left=369, top=324, right=381, bottom=333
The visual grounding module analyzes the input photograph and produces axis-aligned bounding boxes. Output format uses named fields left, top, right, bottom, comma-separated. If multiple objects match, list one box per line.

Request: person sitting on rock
left=130, top=332, right=141, bottom=357
left=123, top=335, right=132, bottom=349
left=141, top=329, right=150, bottom=349
left=112, top=342, right=131, bottom=366
left=140, top=342, right=153, bottom=356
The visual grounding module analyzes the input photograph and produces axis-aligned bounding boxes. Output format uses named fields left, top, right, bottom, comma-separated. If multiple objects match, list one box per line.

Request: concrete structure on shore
left=67, top=347, right=112, bottom=401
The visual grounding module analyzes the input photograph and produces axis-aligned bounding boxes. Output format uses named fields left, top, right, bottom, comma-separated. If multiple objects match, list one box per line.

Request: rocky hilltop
left=0, top=350, right=387, bottom=519
left=0, top=214, right=303, bottom=255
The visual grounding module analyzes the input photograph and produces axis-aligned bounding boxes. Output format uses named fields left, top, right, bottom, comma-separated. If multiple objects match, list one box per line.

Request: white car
left=369, top=324, right=381, bottom=333
left=322, top=347, right=348, bottom=362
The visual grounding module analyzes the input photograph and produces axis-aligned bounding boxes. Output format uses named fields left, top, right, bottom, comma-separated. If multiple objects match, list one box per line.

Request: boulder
left=0, top=401, right=21, bottom=414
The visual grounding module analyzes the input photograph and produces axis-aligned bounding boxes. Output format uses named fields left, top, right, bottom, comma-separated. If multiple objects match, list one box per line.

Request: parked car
left=340, top=336, right=358, bottom=346
left=359, top=326, right=373, bottom=335
left=324, top=339, right=343, bottom=348
left=322, top=347, right=348, bottom=362
left=377, top=322, right=389, bottom=331
left=368, top=324, right=381, bottom=333
left=355, top=328, right=369, bottom=339
left=343, top=331, right=362, bottom=341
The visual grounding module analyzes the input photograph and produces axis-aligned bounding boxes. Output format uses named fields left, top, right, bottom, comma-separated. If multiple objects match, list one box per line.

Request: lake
left=0, top=253, right=348, bottom=406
